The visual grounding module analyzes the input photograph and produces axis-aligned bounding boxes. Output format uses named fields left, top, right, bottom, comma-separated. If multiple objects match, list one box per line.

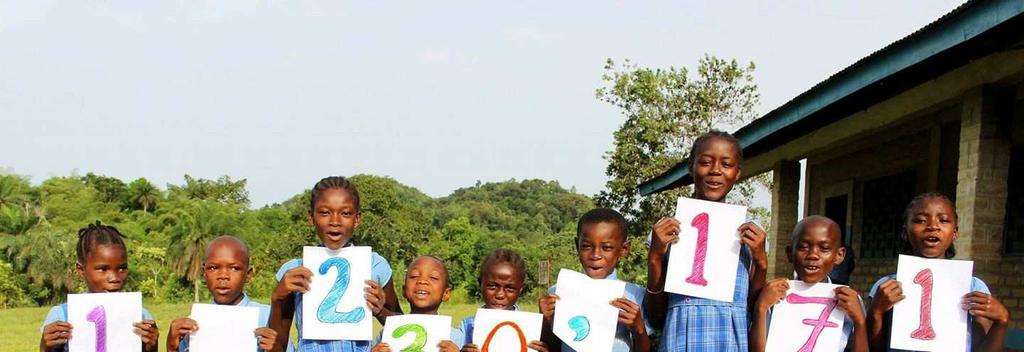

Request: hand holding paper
left=664, top=197, right=747, bottom=302
left=890, top=255, right=973, bottom=352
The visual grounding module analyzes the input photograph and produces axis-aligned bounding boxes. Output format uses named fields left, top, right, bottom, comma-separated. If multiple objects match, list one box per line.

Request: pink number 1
left=86, top=305, right=107, bottom=352
left=911, top=268, right=936, bottom=340
left=685, top=212, right=709, bottom=286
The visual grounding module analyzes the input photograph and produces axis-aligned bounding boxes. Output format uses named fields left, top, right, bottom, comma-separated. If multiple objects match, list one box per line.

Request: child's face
left=786, top=218, right=845, bottom=284
left=402, top=257, right=451, bottom=313
left=203, top=241, right=252, bottom=305
left=308, top=188, right=361, bottom=250
left=906, top=198, right=958, bottom=258
left=691, top=137, right=741, bottom=202
left=76, top=244, right=128, bottom=293
left=481, top=263, right=524, bottom=310
left=577, top=222, right=629, bottom=280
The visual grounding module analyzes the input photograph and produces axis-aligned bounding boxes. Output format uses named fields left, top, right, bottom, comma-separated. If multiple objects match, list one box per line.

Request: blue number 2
left=316, top=257, right=366, bottom=324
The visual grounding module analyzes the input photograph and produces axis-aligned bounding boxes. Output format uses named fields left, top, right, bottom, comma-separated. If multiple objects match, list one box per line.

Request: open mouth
left=414, top=289, right=429, bottom=298
left=325, top=231, right=345, bottom=241
left=704, top=180, right=723, bottom=189
left=802, top=265, right=820, bottom=273
left=923, top=236, right=941, bottom=247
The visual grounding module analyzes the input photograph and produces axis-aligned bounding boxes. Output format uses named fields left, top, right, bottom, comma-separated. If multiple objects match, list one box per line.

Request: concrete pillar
left=954, top=86, right=1012, bottom=277
left=768, top=160, right=801, bottom=279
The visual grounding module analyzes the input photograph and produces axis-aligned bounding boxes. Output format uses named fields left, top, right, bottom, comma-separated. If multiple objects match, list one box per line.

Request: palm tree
left=0, top=175, right=31, bottom=208
left=164, top=199, right=242, bottom=302
left=127, top=178, right=160, bottom=213
left=0, top=204, right=40, bottom=235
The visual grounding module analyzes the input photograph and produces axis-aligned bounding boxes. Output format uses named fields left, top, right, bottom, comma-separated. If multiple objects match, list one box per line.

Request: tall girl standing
left=645, top=131, right=768, bottom=352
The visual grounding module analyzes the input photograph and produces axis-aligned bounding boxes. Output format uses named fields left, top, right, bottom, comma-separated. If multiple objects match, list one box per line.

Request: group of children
left=39, top=131, right=1012, bottom=352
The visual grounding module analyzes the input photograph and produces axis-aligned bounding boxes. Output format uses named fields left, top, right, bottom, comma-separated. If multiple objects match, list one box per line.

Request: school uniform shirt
left=40, top=303, right=154, bottom=352
left=177, top=293, right=294, bottom=352
left=275, top=249, right=393, bottom=352
left=456, top=304, right=522, bottom=347
left=546, top=270, right=654, bottom=352
left=868, top=274, right=990, bottom=352
left=762, top=277, right=862, bottom=352
left=648, top=216, right=761, bottom=352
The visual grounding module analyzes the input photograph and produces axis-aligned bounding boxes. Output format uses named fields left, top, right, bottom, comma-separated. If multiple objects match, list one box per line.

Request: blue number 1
left=316, top=257, right=366, bottom=324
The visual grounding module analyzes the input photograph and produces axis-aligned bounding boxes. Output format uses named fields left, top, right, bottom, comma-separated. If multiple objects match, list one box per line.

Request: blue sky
left=0, top=1, right=965, bottom=206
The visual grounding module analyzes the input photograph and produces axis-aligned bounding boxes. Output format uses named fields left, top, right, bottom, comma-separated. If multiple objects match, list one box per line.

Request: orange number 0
left=481, top=321, right=527, bottom=352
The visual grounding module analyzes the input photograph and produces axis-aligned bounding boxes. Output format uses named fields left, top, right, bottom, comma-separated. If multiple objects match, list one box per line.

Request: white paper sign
left=301, top=246, right=373, bottom=340
left=381, top=314, right=453, bottom=352
left=766, top=281, right=847, bottom=352
left=891, top=255, right=973, bottom=352
left=664, top=197, right=747, bottom=302
left=471, top=309, right=543, bottom=352
left=188, top=303, right=260, bottom=352
left=67, top=292, right=143, bottom=352
left=552, top=269, right=624, bottom=352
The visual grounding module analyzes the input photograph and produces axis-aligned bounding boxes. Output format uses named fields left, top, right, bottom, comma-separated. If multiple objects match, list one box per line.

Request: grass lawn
left=0, top=302, right=538, bottom=352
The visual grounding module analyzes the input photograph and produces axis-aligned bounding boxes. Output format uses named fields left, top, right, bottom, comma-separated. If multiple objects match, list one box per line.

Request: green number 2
left=392, top=323, right=427, bottom=352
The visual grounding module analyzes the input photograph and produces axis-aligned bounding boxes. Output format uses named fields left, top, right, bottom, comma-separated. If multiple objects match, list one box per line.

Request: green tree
left=595, top=56, right=770, bottom=237
left=0, top=204, right=40, bottom=235
left=126, top=178, right=161, bottom=212
left=0, top=174, right=33, bottom=207
left=82, top=173, right=128, bottom=204
left=162, top=199, right=251, bottom=302
left=168, top=175, right=250, bottom=206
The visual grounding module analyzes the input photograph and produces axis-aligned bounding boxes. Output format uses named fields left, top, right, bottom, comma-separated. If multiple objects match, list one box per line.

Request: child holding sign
left=749, top=216, right=867, bottom=352
left=645, top=131, right=769, bottom=351
left=867, top=193, right=1009, bottom=351
left=372, top=256, right=462, bottom=352
left=269, top=176, right=402, bottom=351
left=39, top=222, right=160, bottom=352
left=459, top=249, right=548, bottom=352
left=539, top=208, right=652, bottom=351
left=166, top=236, right=280, bottom=351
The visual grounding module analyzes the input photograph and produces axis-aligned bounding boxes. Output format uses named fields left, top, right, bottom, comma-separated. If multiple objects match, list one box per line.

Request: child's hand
left=133, top=320, right=159, bottom=352
left=438, top=340, right=460, bottom=352
left=738, top=222, right=768, bottom=266
left=539, top=293, right=559, bottom=322
left=610, top=298, right=644, bottom=335
left=756, top=278, right=789, bottom=312
left=254, top=327, right=277, bottom=351
left=274, top=266, right=313, bottom=301
left=835, top=286, right=865, bottom=326
left=371, top=342, right=392, bottom=352
left=962, top=291, right=1010, bottom=326
left=461, top=343, right=480, bottom=352
left=41, top=321, right=73, bottom=351
left=650, top=217, right=681, bottom=259
left=364, top=279, right=386, bottom=317
left=166, top=318, right=197, bottom=351
left=528, top=340, right=548, bottom=352
left=869, top=279, right=904, bottom=316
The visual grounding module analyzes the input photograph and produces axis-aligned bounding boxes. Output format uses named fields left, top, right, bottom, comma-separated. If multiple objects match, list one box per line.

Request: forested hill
left=0, top=173, right=618, bottom=307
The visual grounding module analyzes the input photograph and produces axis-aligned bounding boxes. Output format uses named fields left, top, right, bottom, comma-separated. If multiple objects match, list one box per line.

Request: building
left=638, top=0, right=1024, bottom=343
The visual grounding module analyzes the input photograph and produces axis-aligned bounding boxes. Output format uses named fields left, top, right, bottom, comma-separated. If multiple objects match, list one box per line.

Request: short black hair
left=478, top=248, right=526, bottom=285
left=687, top=130, right=743, bottom=171
left=76, top=221, right=127, bottom=264
left=310, top=176, right=361, bottom=211
left=409, top=255, right=451, bottom=288
left=789, top=215, right=841, bottom=247
left=901, top=192, right=957, bottom=258
left=576, top=207, right=628, bottom=243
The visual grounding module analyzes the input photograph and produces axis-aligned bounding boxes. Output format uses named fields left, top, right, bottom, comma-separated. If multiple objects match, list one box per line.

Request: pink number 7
left=86, top=305, right=107, bottom=352
left=786, top=294, right=839, bottom=352
left=911, top=268, right=936, bottom=340
left=685, top=212, right=709, bottom=286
